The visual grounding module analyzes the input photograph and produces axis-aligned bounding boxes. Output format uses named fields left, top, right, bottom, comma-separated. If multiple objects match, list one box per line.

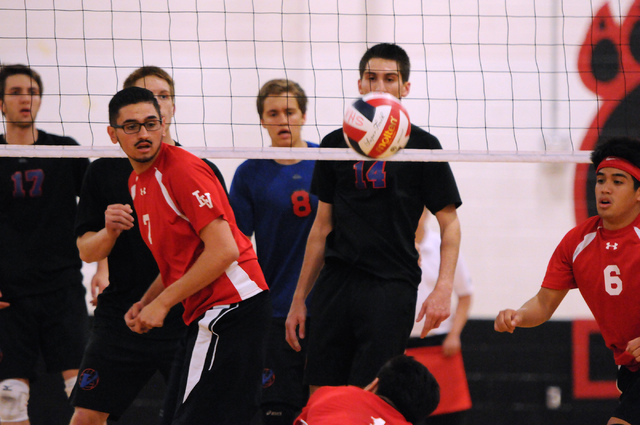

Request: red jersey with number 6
left=128, top=143, right=267, bottom=325
left=542, top=213, right=640, bottom=370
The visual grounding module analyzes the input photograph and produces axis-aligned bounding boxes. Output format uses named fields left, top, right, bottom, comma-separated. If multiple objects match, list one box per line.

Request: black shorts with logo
left=261, top=317, right=309, bottom=409
left=70, top=322, right=180, bottom=420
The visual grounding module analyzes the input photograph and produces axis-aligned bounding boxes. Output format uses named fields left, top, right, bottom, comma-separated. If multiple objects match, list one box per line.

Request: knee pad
left=0, top=379, right=30, bottom=422
left=262, top=402, right=300, bottom=425
left=64, top=376, right=77, bottom=398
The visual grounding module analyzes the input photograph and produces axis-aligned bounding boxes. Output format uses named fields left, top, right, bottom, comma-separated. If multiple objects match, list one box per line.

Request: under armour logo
left=192, top=190, right=213, bottom=208
left=606, top=242, right=618, bottom=250
left=140, top=187, right=146, bottom=195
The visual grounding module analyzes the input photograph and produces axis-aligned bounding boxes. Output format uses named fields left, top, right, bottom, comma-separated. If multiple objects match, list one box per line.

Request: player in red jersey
left=495, top=136, right=640, bottom=425
left=294, top=355, right=440, bottom=425
left=107, top=86, right=270, bottom=425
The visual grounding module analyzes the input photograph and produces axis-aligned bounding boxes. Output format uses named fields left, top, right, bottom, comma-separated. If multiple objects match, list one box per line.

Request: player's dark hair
left=256, top=79, right=307, bottom=117
left=359, top=43, right=411, bottom=83
left=0, top=64, right=43, bottom=99
left=108, top=87, right=161, bottom=127
left=123, top=66, right=175, bottom=102
left=375, top=355, right=440, bottom=424
left=591, top=136, right=640, bottom=189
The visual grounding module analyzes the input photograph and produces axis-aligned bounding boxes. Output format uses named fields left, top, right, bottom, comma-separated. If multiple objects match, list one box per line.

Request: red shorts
left=405, top=344, right=472, bottom=416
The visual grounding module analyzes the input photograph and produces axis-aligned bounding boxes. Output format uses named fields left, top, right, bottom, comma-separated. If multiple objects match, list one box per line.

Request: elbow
left=219, top=244, right=240, bottom=268
left=78, top=251, right=92, bottom=263
left=76, top=242, right=93, bottom=263
left=78, top=249, right=100, bottom=263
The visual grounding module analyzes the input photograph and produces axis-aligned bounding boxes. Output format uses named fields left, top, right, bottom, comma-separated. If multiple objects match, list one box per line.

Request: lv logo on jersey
left=192, top=190, right=213, bottom=208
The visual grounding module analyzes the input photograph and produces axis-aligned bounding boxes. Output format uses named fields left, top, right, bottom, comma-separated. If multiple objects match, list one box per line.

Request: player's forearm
left=435, top=214, right=460, bottom=294
left=449, top=294, right=471, bottom=338
left=139, top=274, right=164, bottom=306
left=77, top=229, right=119, bottom=263
left=515, top=295, right=559, bottom=328
left=292, top=225, right=329, bottom=303
left=155, top=245, right=239, bottom=311
left=292, top=201, right=332, bottom=302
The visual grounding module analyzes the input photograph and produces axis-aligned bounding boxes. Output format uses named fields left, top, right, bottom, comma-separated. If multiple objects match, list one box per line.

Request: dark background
left=30, top=319, right=619, bottom=425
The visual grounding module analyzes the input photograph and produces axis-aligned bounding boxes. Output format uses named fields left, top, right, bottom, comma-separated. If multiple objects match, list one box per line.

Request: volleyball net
left=0, top=0, right=638, bottom=163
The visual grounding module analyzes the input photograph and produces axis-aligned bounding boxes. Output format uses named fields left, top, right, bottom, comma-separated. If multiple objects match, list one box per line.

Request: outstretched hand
left=494, top=309, right=521, bottom=333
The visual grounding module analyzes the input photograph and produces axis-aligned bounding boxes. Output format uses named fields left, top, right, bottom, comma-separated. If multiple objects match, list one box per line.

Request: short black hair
left=108, top=87, right=161, bottom=127
left=0, top=64, right=43, bottom=99
left=359, top=43, right=411, bottom=83
left=375, top=355, right=440, bottom=424
left=591, top=136, right=640, bottom=189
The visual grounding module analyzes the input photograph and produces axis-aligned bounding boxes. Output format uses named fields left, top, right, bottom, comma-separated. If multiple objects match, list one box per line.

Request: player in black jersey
left=0, top=64, right=89, bottom=425
left=69, top=67, right=226, bottom=425
left=286, top=43, right=462, bottom=394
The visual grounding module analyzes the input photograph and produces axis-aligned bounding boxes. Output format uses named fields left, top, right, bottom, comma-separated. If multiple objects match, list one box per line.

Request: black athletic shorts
left=305, top=262, right=417, bottom=388
left=70, top=322, right=181, bottom=420
left=0, top=284, right=88, bottom=381
left=613, top=365, right=640, bottom=423
left=161, top=291, right=271, bottom=425
left=261, top=317, right=309, bottom=409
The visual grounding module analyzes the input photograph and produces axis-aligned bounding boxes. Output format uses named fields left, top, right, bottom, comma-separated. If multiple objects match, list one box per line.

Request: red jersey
left=128, top=143, right=268, bottom=325
left=294, top=385, right=411, bottom=425
left=543, top=213, right=640, bottom=369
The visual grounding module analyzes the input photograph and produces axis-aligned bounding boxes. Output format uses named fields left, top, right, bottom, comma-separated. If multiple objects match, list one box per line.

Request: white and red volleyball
left=343, top=92, right=411, bottom=159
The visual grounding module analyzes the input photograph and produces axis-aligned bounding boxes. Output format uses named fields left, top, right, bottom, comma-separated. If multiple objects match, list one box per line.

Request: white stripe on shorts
left=183, top=303, right=239, bottom=402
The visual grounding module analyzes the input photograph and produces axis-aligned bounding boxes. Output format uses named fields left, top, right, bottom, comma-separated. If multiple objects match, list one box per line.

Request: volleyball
left=343, top=92, right=411, bottom=159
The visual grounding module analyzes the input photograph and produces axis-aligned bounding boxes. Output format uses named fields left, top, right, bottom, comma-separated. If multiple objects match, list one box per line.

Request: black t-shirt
left=75, top=152, right=227, bottom=339
left=313, top=125, right=462, bottom=287
left=0, top=130, right=88, bottom=299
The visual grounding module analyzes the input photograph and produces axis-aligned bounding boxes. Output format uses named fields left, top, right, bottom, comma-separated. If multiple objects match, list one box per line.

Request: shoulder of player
left=319, top=128, right=346, bottom=148
left=160, top=144, right=217, bottom=180
left=559, top=215, right=602, bottom=248
left=235, top=158, right=265, bottom=172
left=406, top=125, right=442, bottom=150
left=36, top=129, right=80, bottom=146
left=86, top=157, right=131, bottom=175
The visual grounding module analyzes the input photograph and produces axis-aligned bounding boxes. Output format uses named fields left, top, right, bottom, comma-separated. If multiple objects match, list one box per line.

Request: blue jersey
left=230, top=142, right=318, bottom=317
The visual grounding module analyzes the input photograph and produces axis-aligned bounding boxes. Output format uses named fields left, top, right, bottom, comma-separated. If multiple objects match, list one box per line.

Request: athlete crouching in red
left=495, top=136, right=640, bottom=425
left=294, top=355, right=440, bottom=425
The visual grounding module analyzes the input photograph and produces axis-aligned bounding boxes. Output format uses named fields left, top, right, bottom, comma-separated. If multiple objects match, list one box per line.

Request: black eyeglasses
left=112, top=119, right=161, bottom=134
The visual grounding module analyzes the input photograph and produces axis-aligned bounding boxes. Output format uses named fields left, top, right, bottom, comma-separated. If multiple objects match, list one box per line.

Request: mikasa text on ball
left=343, top=92, right=411, bottom=159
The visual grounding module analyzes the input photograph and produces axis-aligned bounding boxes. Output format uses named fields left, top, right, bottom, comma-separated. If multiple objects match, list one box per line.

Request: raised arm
left=494, top=287, right=569, bottom=333
left=76, top=203, right=135, bottom=262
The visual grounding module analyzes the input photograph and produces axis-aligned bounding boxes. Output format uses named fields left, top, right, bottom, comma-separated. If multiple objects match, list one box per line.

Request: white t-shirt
left=410, top=228, right=474, bottom=338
